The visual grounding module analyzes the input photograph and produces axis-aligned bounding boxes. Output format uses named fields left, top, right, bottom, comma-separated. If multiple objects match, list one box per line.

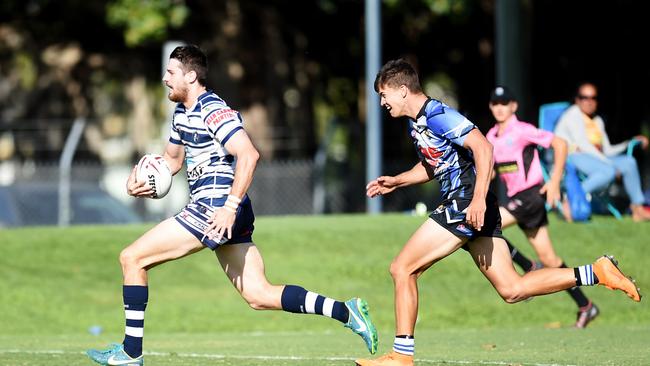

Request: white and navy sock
left=393, top=335, right=415, bottom=356
left=574, top=265, right=598, bottom=286
left=280, top=285, right=349, bottom=323
left=122, top=285, right=148, bottom=358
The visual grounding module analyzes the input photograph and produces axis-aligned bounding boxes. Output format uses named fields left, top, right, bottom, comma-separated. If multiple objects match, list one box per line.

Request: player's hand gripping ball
left=136, top=154, right=172, bottom=199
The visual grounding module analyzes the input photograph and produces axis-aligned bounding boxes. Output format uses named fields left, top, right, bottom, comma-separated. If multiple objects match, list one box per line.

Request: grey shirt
left=554, top=104, right=629, bottom=162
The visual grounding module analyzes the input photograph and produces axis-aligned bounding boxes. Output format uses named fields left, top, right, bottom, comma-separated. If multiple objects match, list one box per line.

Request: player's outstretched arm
left=366, top=161, right=433, bottom=198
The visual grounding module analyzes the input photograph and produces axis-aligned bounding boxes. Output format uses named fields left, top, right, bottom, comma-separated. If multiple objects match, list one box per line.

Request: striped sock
left=393, top=335, right=415, bottom=356
left=122, top=285, right=148, bottom=358
left=561, top=263, right=590, bottom=307
left=574, top=265, right=596, bottom=286
left=280, top=285, right=349, bottom=323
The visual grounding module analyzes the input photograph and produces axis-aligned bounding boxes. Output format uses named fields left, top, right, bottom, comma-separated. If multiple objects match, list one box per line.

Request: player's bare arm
left=539, top=135, right=567, bottom=207
left=163, top=141, right=186, bottom=175
left=205, top=129, right=260, bottom=241
left=366, top=161, right=433, bottom=198
left=463, top=129, right=493, bottom=230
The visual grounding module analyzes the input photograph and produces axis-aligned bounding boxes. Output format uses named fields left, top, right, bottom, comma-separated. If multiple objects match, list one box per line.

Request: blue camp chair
left=537, top=102, right=640, bottom=220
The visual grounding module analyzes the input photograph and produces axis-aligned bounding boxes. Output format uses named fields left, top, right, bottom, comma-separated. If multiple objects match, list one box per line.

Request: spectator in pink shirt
left=487, top=86, right=598, bottom=328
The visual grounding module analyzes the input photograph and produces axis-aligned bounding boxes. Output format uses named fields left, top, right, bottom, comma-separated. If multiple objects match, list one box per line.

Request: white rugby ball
left=136, top=154, right=172, bottom=199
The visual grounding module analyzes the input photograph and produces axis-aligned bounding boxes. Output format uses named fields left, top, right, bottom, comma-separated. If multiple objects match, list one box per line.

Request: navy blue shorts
left=174, top=196, right=255, bottom=250
left=429, top=192, right=503, bottom=241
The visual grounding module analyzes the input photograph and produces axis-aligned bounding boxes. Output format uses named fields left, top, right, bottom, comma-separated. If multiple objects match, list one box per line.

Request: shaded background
left=1, top=0, right=648, bottom=222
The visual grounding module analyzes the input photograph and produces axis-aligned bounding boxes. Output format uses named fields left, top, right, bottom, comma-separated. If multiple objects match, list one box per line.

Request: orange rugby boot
left=593, top=255, right=641, bottom=302
left=356, top=351, right=414, bottom=366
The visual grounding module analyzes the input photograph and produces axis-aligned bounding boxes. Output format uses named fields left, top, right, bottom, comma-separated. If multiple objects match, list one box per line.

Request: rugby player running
left=86, top=44, right=377, bottom=366
left=355, top=59, right=641, bottom=366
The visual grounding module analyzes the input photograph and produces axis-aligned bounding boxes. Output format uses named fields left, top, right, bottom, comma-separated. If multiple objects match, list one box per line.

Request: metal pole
left=58, top=117, right=86, bottom=227
left=365, top=0, right=382, bottom=214
left=161, top=41, right=184, bottom=217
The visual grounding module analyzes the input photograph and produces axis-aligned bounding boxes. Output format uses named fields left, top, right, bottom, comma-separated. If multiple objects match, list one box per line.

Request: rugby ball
left=136, top=154, right=172, bottom=199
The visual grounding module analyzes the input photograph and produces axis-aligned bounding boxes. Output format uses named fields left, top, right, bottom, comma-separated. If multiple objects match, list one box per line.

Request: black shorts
left=429, top=191, right=503, bottom=241
left=504, top=185, right=548, bottom=230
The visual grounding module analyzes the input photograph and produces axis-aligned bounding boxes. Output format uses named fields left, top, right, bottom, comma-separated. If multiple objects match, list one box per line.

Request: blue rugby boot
left=86, top=343, right=144, bottom=365
left=344, top=297, right=378, bottom=354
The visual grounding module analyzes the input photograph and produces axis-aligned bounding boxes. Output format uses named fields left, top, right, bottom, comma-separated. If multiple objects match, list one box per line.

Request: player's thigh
left=467, top=236, right=520, bottom=290
left=499, top=206, right=518, bottom=228
left=215, top=242, right=270, bottom=291
left=392, top=218, right=465, bottom=276
left=124, top=218, right=205, bottom=269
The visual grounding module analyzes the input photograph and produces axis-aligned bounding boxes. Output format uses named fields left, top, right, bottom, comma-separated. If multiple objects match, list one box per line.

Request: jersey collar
left=415, top=97, right=433, bottom=120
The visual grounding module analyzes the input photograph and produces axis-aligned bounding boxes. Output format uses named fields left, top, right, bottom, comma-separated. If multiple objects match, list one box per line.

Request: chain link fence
left=0, top=120, right=446, bottom=227
left=0, top=157, right=441, bottom=227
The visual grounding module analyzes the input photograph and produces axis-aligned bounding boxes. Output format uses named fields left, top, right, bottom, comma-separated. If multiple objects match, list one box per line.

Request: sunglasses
left=577, top=95, right=598, bottom=101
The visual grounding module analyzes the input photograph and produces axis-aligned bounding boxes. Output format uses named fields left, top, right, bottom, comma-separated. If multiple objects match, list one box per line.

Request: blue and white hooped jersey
left=408, top=98, right=477, bottom=199
left=169, top=90, right=243, bottom=202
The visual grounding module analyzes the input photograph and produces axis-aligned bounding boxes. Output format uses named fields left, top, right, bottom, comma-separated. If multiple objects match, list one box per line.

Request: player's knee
left=119, top=248, right=137, bottom=269
left=241, top=287, right=275, bottom=310
left=119, top=247, right=147, bottom=273
left=245, top=298, right=268, bottom=310
left=497, top=284, right=526, bottom=304
left=389, top=260, right=409, bottom=280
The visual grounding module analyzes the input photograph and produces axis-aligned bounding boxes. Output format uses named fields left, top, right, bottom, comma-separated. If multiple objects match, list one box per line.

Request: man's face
left=378, top=84, right=407, bottom=118
left=489, top=101, right=517, bottom=123
left=575, top=84, right=598, bottom=116
left=162, top=58, right=189, bottom=103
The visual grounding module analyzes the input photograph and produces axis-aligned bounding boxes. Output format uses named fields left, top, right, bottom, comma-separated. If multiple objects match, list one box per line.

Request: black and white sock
left=393, top=335, right=415, bottom=356
left=574, top=265, right=597, bottom=286
left=561, top=263, right=590, bottom=307
left=122, top=285, right=147, bottom=358
left=280, top=285, right=349, bottom=323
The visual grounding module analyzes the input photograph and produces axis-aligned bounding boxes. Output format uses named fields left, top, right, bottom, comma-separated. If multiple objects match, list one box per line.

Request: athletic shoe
left=593, top=255, right=642, bottom=302
left=575, top=301, right=599, bottom=328
left=86, top=343, right=144, bottom=365
left=356, top=351, right=414, bottom=366
left=344, top=298, right=378, bottom=354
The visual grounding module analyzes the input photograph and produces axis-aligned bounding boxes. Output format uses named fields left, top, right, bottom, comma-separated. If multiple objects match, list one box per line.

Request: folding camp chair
left=537, top=102, right=641, bottom=220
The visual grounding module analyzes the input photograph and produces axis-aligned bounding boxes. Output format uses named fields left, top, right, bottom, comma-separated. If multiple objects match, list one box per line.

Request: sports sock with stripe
left=122, top=285, right=148, bottom=358
left=561, top=263, right=590, bottom=307
left=393, top=335, right=415, bottom=356
left=574, top=265, right=598, bottom=286
left=280, top=285, right=349, bottom=323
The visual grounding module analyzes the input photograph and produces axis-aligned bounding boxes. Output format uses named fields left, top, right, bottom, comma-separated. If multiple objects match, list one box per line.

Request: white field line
left=0, top=348, right=577, bottom=366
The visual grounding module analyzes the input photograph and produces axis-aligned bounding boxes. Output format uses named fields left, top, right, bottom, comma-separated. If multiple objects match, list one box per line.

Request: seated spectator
left=554, top=82, right=650, bottom=221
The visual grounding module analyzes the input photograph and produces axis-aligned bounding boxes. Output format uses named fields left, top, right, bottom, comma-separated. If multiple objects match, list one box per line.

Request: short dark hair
left=170, top=44, right=208, bottom=86
left=374, top=58, right=423, bottom=94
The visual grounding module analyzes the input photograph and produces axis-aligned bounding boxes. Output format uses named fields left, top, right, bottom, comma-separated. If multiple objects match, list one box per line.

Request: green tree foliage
left=106, top=0, right=189, bottom=47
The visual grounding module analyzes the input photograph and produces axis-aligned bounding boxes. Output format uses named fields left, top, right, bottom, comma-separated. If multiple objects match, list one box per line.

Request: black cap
left=489, top=86, right=516, bottom=104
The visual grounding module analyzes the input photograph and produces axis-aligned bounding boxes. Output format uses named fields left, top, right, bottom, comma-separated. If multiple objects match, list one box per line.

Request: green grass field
left=1, top=214, right=649, bottom=365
